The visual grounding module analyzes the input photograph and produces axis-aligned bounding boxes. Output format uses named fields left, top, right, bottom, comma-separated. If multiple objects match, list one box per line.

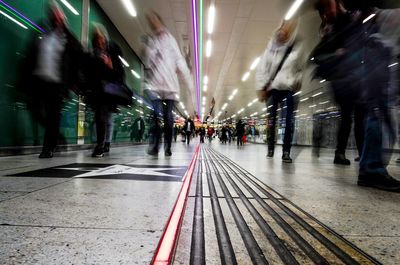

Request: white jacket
left=143, top=28, right=194, bottom=100
left=256, top=36, right=303, bottom=92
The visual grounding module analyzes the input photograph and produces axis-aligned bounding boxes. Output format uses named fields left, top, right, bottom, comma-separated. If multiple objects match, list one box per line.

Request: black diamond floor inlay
left=8, top=163, right=187, bottom=182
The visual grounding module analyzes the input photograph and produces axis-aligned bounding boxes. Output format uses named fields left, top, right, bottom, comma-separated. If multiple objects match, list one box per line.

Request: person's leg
left=104, top=112, right=113, bottom=152
left=334, top=99, right=352, bottom=165
left=41, top=83, right=63, bottom=157
left=267, top=90, right=279, bottom=156
left=354, top=104, right=365, bottom=158
left=186, top=132, right=191, bottom=144
left=282, top=91, right=294, bottom=153
left=163, top=100, right=174, bottom=155
left=93, top=106, right=108, bottom=157
left=358, top=34, right=400, bottom=191
left=148, top=100, right=162, bottom=154
left=282, top=91, right=294, bottom=162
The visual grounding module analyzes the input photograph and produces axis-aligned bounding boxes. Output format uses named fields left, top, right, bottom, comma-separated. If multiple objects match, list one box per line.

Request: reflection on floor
left=0, top=144, right=196, bottom=265
left=0, top=141, right=399, bottom=264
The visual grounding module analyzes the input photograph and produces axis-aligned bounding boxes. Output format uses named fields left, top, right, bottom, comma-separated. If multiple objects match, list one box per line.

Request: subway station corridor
left=0, top=143, right=399, bottom=264
left=1, top=0, right=400, bottom=264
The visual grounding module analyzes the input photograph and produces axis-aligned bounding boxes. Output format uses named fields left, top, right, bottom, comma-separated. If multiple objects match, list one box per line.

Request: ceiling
left=96, top=0, right=319, bottom=122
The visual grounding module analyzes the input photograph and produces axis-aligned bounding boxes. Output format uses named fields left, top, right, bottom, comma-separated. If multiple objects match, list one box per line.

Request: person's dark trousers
left=267, top=89, right=294, bottom=153
left=237, top=134, right=243, bottom=146
left=334, top=88, right=365, bottom=157
left=186, top=132, right=191, bottom=144
left=94, top=105, right=112, bottom=150
left=200, top=135, right=204, bottom=143
left=40, top=80, right=64, bottom=153
left=148, top=99, right=175, bottom=153
left=360, top=36, right=396, bottom=176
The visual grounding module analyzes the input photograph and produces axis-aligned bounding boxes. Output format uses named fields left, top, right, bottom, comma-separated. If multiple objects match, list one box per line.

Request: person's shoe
left=334, top=153, right=350, bottom=165
left=147, top=148, right=158, bottom=156
left=91, top=147, right=104, bottom=158
left=354, top=157, right=360, bottom=162
left=267, top=149, right=274, bottom=158
left=104, top=142, right=110, bottom=153
left=165, top=149, right=172, bottom=157
left=358, top=172, right=400, bottom=192
left=282, top=152, right=292, bottom=163
left=39, top=151, right=53, bottom=159
left=396, top=157, right=400, bottom=163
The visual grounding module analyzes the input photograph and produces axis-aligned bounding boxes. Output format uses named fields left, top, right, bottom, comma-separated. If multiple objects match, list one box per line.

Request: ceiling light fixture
left=118, top=56, right=130, bottom=67
left=121, top=0, right=137, bottom=17
left=206, top=39, right=212, bottom=57
left=284, top=0, right=304, bottom=21
left=203, top=85, right=208, bottom=92
left=250, top=57, right=260, bottom=70
left=363, top=13, right=376, bottom=24
left=204, top=76, right=208, bottom=85
left=207, top=4, right=215, bottom=34
left=242, top=72, right=250, bottom=82
left=60, top=0, right=79, bottom=15
left=131, top=69, right=140, bottom=79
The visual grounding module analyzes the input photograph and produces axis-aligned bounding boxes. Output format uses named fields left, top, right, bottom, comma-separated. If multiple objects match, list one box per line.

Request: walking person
left=312, top=0, right=400, bottom=191
left=199, top=126, right=206, bottom=143
left=312, top=0, right=365, bottom=165
left=25, top=3, right=82, bottom=158
left=142, top=11, right=194, bottom=156
left=256, top=19, right=304, bottom=163
left=236, top=120, right=245, bottom=146
left=184, top=117, right=195, bottom=145
left=87, top=25, right=124, bottom=157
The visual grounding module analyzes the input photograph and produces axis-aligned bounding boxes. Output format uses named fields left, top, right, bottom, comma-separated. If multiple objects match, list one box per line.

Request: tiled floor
left=0, top=143, right=197, bottom=265
left=0, top=141, right=399, bottom=264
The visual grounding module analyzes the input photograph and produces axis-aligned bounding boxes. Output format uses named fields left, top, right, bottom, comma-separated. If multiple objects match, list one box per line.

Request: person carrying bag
left=255, top=19, right=303, bottom=163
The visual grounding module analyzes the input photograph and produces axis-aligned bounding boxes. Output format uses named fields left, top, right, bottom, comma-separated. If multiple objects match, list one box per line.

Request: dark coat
left=20, top=28, right=83, bottom=99
left=85, top=42, right=125, bottom=108
left=184, top=120, right=195, bottom=134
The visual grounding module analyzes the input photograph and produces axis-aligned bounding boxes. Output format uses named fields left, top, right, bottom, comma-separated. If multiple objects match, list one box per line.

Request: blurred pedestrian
left=256, top=19, right=304, bottom=163
left=142, top=11, right=194, bottom=156
left=87, top=24, right=124, bottom=157
left=312, top=0, right=365, bottom=165
left=184, top=117, right=195, bottom=145
left=236, top=120, right=245, bottom=146
left=24, top=3, right=82, bottom=158
left=199, top=125, right=206, bottom=143
left=312, top=0, right=400, bottom=191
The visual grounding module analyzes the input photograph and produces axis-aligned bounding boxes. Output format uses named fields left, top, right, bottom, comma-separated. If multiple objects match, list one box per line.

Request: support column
left=77, top=0, right=90, bottom=145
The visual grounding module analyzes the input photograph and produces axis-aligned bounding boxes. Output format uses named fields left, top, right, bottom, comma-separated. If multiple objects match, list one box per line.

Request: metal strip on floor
left=174, top=145, right=381, bottom=265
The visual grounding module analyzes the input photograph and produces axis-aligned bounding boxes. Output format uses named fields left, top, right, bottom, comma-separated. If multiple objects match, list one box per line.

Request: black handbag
left=103, top=82, right=133, bottom=106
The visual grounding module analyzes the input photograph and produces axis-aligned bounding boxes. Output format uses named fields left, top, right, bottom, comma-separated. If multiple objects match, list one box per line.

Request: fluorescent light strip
left=118, top=56, right=130, bottom=67
left=363, top=13, right=376, bottom=24
left=204, top=76, right=208, bottom=85
left=121, top=0, right=137, bottom=17
left=0, top=1, right=44, bottom=33
left=389, top=62, right=399, bottom=68
left=284, top=0, right=304, bottom=21
left=0, top=9, right=27, bottom=29
left=131, top=69, right=140, bottom=79
left=250, top=57, right=260, bottom=70
left=242, top=72, right=250, bottom=82
left=60, top=0, right=79, bottom=15
left=206, top=39, right=212, bottom=57
left=207, top=4, right=215, bottom=34
left=203, top=85, right=207, bottom=92
left=312, top=92, right=323, bottom=97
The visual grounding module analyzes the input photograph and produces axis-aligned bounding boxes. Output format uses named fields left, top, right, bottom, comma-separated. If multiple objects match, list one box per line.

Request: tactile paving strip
left=174, top=146, right=381, bottom=265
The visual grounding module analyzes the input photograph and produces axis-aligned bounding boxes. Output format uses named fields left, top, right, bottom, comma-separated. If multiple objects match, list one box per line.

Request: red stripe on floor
left=151, top=144, right=200, bottom=265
